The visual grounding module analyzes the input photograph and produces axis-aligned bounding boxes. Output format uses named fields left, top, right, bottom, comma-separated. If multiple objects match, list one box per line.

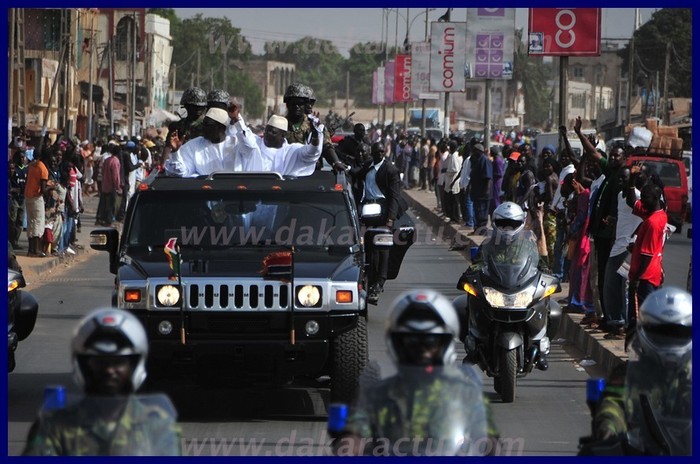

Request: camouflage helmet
left=206, top=89, right=231, bottom=108
left=180, top=86, right=207, bottom=107
left=283, top=83, right=315, bottom=103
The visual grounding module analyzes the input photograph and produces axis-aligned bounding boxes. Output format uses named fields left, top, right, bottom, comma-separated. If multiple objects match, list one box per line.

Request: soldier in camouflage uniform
left=283, top=83, right=347, bottom=172
left=582, top=287, right=692, bottom=456
left=335, top=290, right=499, bottom=456
left=162, top=87, right=207, bottom=160
left=23, top=308, right=181, bottom=456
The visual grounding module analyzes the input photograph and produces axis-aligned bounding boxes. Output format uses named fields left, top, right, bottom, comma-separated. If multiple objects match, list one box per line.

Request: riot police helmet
left=637, top=286, right=692, bottom=367
left=386, top=290, right=459, bottom=366
left=492, top=202, right=526, bottom=237
left=283, top=82, right=314, bottom=103
left=206, top=89, right=231, bottom=109
left=180, top=86, right=207, bottom=107
left=72, top=308, right=149, bottom=393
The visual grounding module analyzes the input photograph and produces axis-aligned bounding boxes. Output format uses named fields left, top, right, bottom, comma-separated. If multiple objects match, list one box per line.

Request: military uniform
left=342, top=366, right=497, bottom=456
left=23, top=395, right=181, bottom=456
left=165, top=117, right=204, bottom=147
left=287, top=115, right=332, bottom=147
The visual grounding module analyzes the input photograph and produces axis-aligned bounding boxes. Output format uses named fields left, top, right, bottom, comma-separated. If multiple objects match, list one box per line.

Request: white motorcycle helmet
left=636, top=286, right=692, bottom=367
left=72, top=308, right=149, bottom=391
left=491, top=202, right=526, bottom=239
left=386, top=290, right=459, bottom=366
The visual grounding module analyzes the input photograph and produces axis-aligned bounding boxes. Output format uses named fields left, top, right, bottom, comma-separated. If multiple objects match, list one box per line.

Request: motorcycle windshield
left=624, top=353, right=692, bottom=456
left=343, top=363, right=490, bottom=456
left=29, top=393, right=180, bottom=456
left=481, top=230, right=539, bottom=289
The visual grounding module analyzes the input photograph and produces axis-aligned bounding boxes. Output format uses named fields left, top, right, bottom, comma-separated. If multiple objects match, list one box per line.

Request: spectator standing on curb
left=469, top=143, right=492, bottom=232
left=489, top=146, right=505, bottom=216
left=626, top=183, right=667, bottom=332
left=24, top=149, right=51, bottom=257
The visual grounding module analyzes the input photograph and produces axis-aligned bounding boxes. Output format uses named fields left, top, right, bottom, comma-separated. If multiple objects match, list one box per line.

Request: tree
left=149, top=11, right=264, bottom=118
left=344, top=42, right=387, bottom=107
left=263, top=37, right=345, bottom=106
left=619, top=8, right=691, bottom=99
left=512, top=29, right=551, bottom=127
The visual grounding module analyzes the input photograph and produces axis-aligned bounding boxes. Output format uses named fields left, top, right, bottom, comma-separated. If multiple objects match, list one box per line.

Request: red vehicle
left=626, top=155, right=689, bottom=232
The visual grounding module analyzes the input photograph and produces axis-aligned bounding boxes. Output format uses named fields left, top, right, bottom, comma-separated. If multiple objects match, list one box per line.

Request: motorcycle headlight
left=156, top=285, right=181, bottom=307
left=483, top=286, right=535, bottom=309
left=8, top=279, right=21, bottom=292
left=297, top=285, right=321, bottom=308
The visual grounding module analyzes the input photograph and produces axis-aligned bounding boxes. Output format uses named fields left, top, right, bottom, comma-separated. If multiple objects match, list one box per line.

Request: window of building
left=465, top=87, right=479, bottom=101
left=572, top=66, right=585, bottom=79
left=115, top=16, right=139, bottom=61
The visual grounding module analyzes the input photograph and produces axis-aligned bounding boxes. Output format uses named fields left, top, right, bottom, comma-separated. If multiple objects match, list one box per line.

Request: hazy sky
left=174, top=8, right=657, bottom=56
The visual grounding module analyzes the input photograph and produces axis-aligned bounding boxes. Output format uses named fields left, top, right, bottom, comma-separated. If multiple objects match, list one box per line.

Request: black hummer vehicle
left=90, top=170, right=414, bottom=402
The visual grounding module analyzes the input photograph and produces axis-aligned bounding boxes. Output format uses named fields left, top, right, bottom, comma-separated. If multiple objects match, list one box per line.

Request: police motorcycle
left=29, top=390, right=180, bottom=456
left=328, top=363, right=491, bottom=456
left=579, top=287, right=692, bottom=456
left=327, top=290, right=492, bottom=456
left=453, top=203, right=561, bottom=403
left=8, top=246, right=39, bottom=372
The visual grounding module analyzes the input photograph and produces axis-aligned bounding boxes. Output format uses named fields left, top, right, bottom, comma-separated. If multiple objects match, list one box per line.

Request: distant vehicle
left=682, top=151, right=692, bottom=216
left=408, top=108, right=443, bottom=130
left=331, top=131, right=353, bottom=144
left=626, top=155, right=689, bottom=232
left=606, top=137, right=626, bottom=152
left=535, top=129, right=599, bottom=159
left=405, top=127, right=444, bottom=141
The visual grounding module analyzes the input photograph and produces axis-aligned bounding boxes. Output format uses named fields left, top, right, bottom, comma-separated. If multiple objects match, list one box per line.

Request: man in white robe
left=238, top=115, right=323, bottom=177
left=164, top=107, right=260, bottom=177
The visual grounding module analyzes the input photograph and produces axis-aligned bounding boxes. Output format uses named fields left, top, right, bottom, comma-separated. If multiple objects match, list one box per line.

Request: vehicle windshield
left=126, top=190, right=357, bottom=249
left=346, top=363, right=490, bottom=456
left=480, top=229, right=539, bottom=287
left=633, top=160, right=682, bottom=187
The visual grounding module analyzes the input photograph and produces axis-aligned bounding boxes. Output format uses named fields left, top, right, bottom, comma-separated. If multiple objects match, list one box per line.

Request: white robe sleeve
left=281, top=137, right=322, bottom=177
left=164, top=141, right=197, bottom=177
left=232, top=117, right=263, bottom=171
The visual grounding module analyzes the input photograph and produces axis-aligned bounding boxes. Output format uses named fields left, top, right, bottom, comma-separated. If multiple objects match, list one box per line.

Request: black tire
left=500, top=348, right=517, bottom=403
left=8, top=352, right=16, bottom=373
left=330, top=315, right=369, bottom=403
left=493, top=376, right=502, bottom=394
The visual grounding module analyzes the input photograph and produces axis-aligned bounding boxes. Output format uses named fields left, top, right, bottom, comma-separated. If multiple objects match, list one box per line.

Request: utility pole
left=558, top=56, right=569, bottom=152
left=87, top=27, right=95, bottom=141
left=403, top=7, right=409, bottom=132
left=196, top=48, right=201, bottom=88
left=663, top=41, right=671, bottom=125
left=420, top=8, right=428, bottom=138
left=392, top=8, right=398, bottom=133
left=130, top=14, right=137, bottom=137
left=485, top=80, right=492, bottom=150
left=627, top=37, right=634, bottom=126
left=345, top=70, right=350, bottom=119
left=223, top=47, right=227, bottom=91
left=172, top=63, right=177, bottom=113
left=108, top=39, right=115, bottom=135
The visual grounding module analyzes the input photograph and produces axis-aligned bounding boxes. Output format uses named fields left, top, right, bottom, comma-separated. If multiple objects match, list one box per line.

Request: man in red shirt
left=627, top=183, right=667, bottom=329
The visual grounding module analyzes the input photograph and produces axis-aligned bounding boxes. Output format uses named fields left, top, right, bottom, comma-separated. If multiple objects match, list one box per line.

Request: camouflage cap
left=283, top=83, right=315, bottom=102
left=206, top=89, right=231, bottom=106
left=180, top=87, right=207, bottom=107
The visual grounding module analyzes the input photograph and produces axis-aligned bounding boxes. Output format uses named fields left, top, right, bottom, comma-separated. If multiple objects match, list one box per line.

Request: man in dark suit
left=352, top=142, right=408, bottom=304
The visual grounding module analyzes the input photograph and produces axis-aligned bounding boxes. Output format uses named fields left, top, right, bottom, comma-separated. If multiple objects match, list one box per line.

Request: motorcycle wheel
left=500, top=348, right=517, bottom=403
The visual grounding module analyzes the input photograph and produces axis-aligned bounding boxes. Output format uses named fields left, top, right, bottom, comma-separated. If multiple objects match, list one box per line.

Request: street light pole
left=404, top=8, right=409, bottom=132
left=421, top=8, right=428, bottom=138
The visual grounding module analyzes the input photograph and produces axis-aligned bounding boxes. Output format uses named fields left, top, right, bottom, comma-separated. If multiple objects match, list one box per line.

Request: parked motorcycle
left=453, top=229, right=561, bottom=402
left=8, top=267, right=39, bottom=372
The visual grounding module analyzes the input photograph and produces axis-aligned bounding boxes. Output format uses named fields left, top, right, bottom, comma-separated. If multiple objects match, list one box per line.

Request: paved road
left=7, top=209, right=604, bottom=456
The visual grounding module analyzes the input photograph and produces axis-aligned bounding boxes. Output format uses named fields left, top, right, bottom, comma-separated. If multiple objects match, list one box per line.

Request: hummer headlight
left=297, top=285, right=321, bottom=307
left=157, top=285, right=181, bottom=307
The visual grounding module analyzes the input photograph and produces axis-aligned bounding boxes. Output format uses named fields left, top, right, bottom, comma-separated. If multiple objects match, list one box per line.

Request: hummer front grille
left=186, top=281, right=290, bottom=310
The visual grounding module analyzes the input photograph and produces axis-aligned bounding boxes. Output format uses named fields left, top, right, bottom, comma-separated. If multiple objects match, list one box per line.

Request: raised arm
left=574, top=116, right=600, bottom=161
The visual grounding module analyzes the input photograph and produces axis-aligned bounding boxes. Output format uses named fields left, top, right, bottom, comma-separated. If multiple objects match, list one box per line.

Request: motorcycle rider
left=23, top=308, right=181, bottom=456
left=582, top=287, right=691, bottom=455
left=470, top=201, right=551, bottom=370
left=335, top=289, right=498, bottom=456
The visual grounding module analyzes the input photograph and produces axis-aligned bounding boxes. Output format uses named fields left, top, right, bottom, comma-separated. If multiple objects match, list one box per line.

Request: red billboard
left=528, top=8, right=601, bottom=56
left=393, top=54, right=413, bottom=103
